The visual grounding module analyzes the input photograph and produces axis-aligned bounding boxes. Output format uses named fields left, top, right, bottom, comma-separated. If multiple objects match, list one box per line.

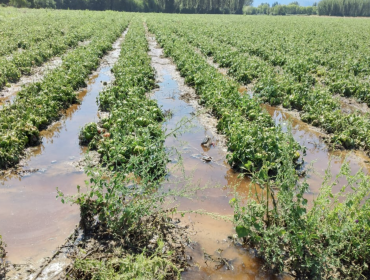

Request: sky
left=252, top=0, right=316, bottom=7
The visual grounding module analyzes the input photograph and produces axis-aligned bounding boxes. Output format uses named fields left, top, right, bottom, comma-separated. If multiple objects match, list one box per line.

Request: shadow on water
left=0, top=30, right=127, bottom=265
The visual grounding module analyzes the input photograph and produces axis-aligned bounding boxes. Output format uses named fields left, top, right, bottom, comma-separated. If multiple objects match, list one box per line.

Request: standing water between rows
left=147, top=30, right=370, bottom=279
left=147, top=34, right=285, bottom=280
left=0, top=30, right=127, bottom=265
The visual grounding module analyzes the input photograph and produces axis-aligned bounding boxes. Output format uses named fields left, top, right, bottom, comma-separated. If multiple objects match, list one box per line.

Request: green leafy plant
left=0, top=234, right=6, bottom=278
left=0, top=13, right=130, bottom=169
left=70, top=241, right=181, bottom=280
left=230, top=140, right=370, bottom=278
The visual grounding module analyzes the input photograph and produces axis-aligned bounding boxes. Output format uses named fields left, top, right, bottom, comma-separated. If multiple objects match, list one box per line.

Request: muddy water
left=147, top=35, right=286, bottom=280
left=0, top=31, right=127, bottom=265
left=264, top=105, right=370, bottom=198
left=205, top=55, right=370, bottom=200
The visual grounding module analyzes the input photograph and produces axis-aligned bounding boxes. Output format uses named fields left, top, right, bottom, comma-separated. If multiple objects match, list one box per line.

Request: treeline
left=243, top=2, right=318, bottom=15
left=1, top=0, right=249, bottom=13
left=318, top=0, right=370, bottom=16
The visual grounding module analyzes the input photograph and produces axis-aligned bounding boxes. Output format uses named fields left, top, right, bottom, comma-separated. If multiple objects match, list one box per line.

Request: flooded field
left=0, top=30, right=126, bottom=265
left=1, top=13, right=370, bottom=280
left=147, top=35, right=276, bottom=279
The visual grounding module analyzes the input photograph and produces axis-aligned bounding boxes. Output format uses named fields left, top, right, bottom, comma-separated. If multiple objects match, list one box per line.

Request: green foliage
left=33, top=0, right=56, bottom=8
left=9, top=0, right=30, bottom=7
left=231, top=144, right=370, bottom=278
left=71, top=247, right=180, bottom=280
left=160, top=14, right=370, bottom=152
left=244, top=3, right=317, bottom=15
left=147, top=17, right=303, bottom=174
left=0, top=9, right=124, bottom=89
left=2, top=0, right=246, bottom=13
left=318, top=0, right=370, bottom=17
left=0, top=234, right=5, bottom=260
left=0, top=11, right=130, bottom=169
left=0, top=234, right=5, bottom=278
left=61, top=18, right=169, bottom=237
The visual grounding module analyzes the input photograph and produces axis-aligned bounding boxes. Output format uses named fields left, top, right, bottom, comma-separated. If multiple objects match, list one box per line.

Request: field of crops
left=1, top=8, right=370, bottom=280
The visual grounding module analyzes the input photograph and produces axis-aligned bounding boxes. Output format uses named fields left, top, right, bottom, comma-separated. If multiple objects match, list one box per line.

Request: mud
left=197, top=51, right=370, bottom=197
left=147, top=32, right=289, bottom=279
left=0, top=29, right=128, bottom=276
left=194, top=48, right=228, bottom=76
left=0, top=39, right=92, bottom=107
left=337, top=94, right=370, bottom=115
left=147, top=31, right=370, bottom=278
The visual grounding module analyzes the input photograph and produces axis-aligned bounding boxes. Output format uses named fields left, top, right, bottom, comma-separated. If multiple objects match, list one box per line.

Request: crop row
left=200, top=17, right=370, bottom=100
left=0, top=9, right=115, bottom=57
left=146, top=18, right=302, bottom=174
left=158, top=15, right=370, bottom=105
left=79, top=18, right=167, bottom=180
left=0, top=10, right=125, bottom=90
left=161, top=17, right=370, bottom=152
left=206, top=21, right=370, bottom=106
left=0, top=8, right=72, bottom=56
left=0, top=16, right=130, bottom=169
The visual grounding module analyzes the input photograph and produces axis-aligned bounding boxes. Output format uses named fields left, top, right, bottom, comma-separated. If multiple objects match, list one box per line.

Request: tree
left=9, top=0, right=30, bottom=7
left=33, top=0, right=56, bottom=8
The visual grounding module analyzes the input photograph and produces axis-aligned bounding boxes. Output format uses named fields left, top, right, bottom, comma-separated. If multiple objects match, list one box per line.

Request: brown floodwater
left=206, top=53, right=370, bottom=201
left=147, top=34, right=288, bottom=279
left=0, top=30, right=126, bottom=265
left=1, top=24, right=369, bottom=279
left=264, top=105, right=370, bottom=199
left=147, top=32, right=370, bottom=279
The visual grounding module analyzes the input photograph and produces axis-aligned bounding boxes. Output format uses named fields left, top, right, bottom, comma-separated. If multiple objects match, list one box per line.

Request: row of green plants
left=152, top=15, right=370, bottom=279
left=0, top=7, right=75, bottom=56
left=0, top=9, right=123, bottom=90
left=199, top=17, right=370, bottom=105
left=79, top=19, right=167, bottom=180
left=164, top=16, right=370, bottom=151
left=0, top=15, right=130, bottom=169
left=146, top=17, right=302, bottom=175
left=167, top=15, right=370, bottom=105
left=231, top=139, right=370, bottom=278
left=63, top=18, right=182, bottom=279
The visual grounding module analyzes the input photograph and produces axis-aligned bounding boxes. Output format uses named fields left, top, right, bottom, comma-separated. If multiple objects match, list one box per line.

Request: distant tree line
left=0, top=0, right=251, bottom=13
left=318, top=0, right=370, bottom=16
left=243, top=1, right=318, bottom=15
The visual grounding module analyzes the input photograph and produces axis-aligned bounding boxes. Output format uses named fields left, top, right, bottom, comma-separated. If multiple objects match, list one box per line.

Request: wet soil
left=337, top=94, right=370, bottom=115
left=198, top=51, right=370, bottom=199
left=147, top=33, right=288, bottom=279
left=0, top=30, right=127, bottom=275
left=147, top=31, right=370, bottom=278
left=0, top=40, right=92, bottom=107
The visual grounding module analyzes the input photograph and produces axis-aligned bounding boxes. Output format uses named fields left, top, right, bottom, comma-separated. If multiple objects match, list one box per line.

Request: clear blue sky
left=252, top=0, right=316, bottom=6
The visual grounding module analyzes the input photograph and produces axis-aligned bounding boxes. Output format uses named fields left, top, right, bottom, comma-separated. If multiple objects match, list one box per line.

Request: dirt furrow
left=0, top=40, right=93, bottom=107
